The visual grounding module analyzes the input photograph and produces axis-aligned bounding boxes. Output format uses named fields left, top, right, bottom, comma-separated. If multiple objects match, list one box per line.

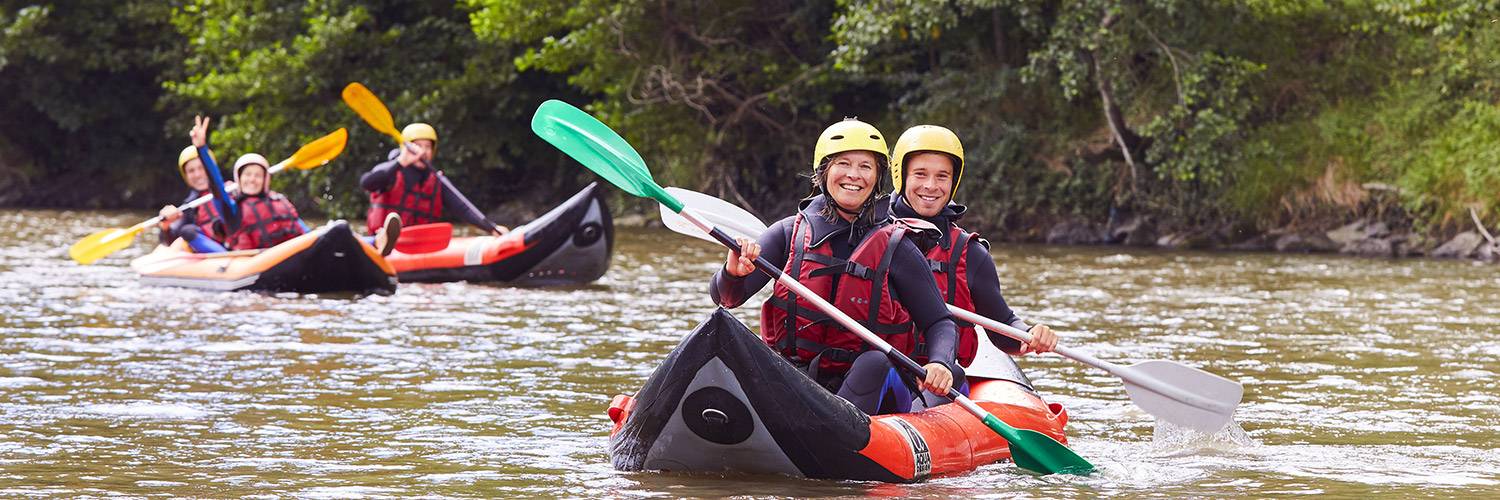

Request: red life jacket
left=191, top=190, right=224, bottom=242
left=918, top=224, right=980, bottom=367
left=226, top=192, right=304, bottom=250
left=367, top=168, right=443, bottom=233
left=760, top=215, right=916, bottom=379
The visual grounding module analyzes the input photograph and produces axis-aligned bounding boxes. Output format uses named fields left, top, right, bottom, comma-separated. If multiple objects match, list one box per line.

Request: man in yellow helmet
left=361, top=123, right=509, bottom=238
left=707, top=118, right=963, bottom=416
left=886, top=125, right=1058, bottom=372
left=156, top=145, right=229, bottom=253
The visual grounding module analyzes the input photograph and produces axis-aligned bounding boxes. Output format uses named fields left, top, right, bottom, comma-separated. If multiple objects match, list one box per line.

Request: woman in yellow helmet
left=360, top=122, right=509, bottom=238
left=886, top=125, right=1058, bottom=371
left=709, top=118, right=963, bottom=416
left=155, top=145, right=229, bottom=253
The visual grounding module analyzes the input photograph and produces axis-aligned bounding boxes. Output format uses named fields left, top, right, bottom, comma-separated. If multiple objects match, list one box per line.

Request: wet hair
left=807, top=151, right=888, bottom=225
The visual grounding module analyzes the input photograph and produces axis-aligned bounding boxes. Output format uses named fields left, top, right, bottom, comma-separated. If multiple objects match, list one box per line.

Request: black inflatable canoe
left=385, top=182, right=613, bottom=286
left=130, top=220, right=398, bottom=295
left=607, top=309, right=1073, bottom=482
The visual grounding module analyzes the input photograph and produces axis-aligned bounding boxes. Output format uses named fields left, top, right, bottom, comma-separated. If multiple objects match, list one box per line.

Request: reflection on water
left=1, top=209, right=1498, bottom=497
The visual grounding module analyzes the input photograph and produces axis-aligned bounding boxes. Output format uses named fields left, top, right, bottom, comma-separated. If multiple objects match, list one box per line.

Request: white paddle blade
left=1120, top=360, right=1243, bottom=433
left=659, top=187, right=768, bottom=242
left=659, top=205, right=715, bottom=243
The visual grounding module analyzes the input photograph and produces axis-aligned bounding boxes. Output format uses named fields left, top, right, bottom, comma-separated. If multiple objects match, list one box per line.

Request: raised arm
left=190, top=116, right=238, bottom=228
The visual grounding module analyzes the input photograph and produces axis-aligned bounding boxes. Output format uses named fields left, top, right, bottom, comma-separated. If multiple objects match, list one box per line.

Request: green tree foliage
left=827, top=0, right=1500, bottom=235
left=0, top=1, right=183, bottom=207
left=469, top=0, right=875, bottom=217
left=2, top=0, right=1499, bottom=241
left=164, top=0, right=575, bottom=219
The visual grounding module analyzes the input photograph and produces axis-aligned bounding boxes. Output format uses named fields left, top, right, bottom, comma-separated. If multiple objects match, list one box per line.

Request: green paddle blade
left=982, top=415, right=1096, bottom=475
left=69, top=226, right=143, bottom=265
left=530, top=100, right=684, bottom=213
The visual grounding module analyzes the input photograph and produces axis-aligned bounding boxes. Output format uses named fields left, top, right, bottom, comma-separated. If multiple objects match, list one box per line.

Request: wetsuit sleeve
left=164, top=211, right=188, bottom=245
left=708, top=219, right=790, bottom=308
left=888, top=239, right=960, bottom=373
left=199, top=145, right=239, bottom=232
left=437, top=174, right=500, bottom=233
left=161, top=191, right=190, bottom=244
left=965, top=241, right=1031, bottom=354
left=360, top=156, right=400, bottom=192
left=160, top=222, right=178, bottom=245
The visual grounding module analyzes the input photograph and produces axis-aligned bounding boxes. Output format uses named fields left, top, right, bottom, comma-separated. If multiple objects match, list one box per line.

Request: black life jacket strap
left=779, top=215, right=809, bottom=355
left=769, top=295, right=916, bottom=336
left=947, top=231, right=972, bottom=302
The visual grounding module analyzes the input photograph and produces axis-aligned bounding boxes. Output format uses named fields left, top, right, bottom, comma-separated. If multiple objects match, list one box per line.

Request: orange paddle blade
left=341, top=82, right=405, bottom=144
left=282, top=128, right=348, bottom=171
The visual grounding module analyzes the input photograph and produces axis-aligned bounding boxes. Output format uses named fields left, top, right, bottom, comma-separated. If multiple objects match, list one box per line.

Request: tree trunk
left=991, top=10, right=1007, bottom=66
left=1086, top=50, right=1140, bottom=193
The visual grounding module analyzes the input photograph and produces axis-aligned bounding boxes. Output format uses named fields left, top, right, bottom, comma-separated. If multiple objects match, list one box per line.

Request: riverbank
left=1038, top=211, right=1500, bottom=263
left=609, top=203, right=1500, bottom=264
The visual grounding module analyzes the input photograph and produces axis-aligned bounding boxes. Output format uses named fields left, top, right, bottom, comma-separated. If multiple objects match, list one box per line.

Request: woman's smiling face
left=824, top=150, right=880, bottom=215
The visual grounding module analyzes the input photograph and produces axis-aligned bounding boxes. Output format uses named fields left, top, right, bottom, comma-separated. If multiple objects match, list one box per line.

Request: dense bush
left=2, top=0, right=1497, bottom=239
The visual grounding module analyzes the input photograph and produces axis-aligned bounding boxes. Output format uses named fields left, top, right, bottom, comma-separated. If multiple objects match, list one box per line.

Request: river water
left=2, top=209, right=1498, bottom=497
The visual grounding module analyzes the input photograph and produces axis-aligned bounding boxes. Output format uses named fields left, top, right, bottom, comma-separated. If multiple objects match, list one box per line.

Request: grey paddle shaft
left=949, top=306, right=1237, bottom=416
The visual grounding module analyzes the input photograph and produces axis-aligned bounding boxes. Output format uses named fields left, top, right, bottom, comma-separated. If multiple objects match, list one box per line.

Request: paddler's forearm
left=922, top=318, right=959, bottom=373
left=197, top=144, right=239, bottom=229
left=710, top=267, right=769, bottom=308
left=360, top=158, right=400, bottom=192
left=889, top=242, right=959, bottom=370
left=709, top=221, right=789, bottom=308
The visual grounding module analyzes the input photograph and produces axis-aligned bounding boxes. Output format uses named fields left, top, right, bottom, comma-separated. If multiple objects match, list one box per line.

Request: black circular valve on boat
left=681, top=387, right=753, bottom=445
left=575, top=222, right=603, bottom=247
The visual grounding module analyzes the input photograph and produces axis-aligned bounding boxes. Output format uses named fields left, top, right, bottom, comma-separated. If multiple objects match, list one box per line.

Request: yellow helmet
left=890, top=125, right=964, bottom=194
left=812, top=118, right=888, bottom=171
left=402, top=123, right=438, bottom=143
left=176, top=145, right=217, bottom=183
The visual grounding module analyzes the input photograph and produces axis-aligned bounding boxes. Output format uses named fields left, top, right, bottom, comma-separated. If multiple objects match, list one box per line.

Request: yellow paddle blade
left=283, top=128, right=348, bottom=170
left=68, top=226, right=143, bottom=265
left=341, top=82, right=405, bottom=143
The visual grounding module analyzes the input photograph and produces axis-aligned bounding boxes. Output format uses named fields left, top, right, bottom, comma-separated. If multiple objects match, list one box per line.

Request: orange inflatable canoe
left=129, top=220, right=397, bottom=295
left=607, top=309, right=1073, bottom=482
left=384, top=182, right=613, bottom=286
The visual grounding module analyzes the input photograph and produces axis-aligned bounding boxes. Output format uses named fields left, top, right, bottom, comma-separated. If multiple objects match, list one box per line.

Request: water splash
left=1150, top=418, right=1258, bottom=456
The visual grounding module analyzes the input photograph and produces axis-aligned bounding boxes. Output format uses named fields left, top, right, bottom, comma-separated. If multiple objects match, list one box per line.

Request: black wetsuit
left=890, top=195, right=1033, bottom=354
left=709, top=194, right=960, bottom=415
left=360, top=150, right=498, bottom=233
